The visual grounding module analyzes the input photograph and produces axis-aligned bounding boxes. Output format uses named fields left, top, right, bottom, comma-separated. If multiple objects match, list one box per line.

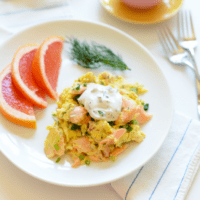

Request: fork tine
left=178, top=11, right=182, bottom=40
left=178, top=11, right=185, bottom=39
left=157, top=29, right=172, bottom=57
left=185, top=11, right=190, bottom=39
left=189, top=10, right=196, bottom=39
left=162, top=28, right=176, bottom=53
left=165, top=26, right=180, bottom=51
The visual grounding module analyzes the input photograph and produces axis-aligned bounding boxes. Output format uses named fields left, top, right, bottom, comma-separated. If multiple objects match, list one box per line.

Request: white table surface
left=0, top=0, right=200, bottom=199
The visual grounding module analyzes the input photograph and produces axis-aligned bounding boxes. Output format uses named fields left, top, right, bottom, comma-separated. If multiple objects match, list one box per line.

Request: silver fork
left=178, top=10, right=199, bottom=75
left=178, top=10, right=200, bottom=118
left=157, top=26, right=200, bottom=118
left=178, top=11, right=197, bottom=56
left=157, top=26, right=200, bottom=80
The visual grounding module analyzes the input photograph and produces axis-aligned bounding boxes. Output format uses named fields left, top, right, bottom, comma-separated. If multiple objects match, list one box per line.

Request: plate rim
left=0, top=19, right=174, bottom=187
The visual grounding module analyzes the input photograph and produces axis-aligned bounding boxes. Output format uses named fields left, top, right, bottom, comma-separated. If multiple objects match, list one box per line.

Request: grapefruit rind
left=32, top=36, right=64, bottom=100
left=0, top=64, right=36, bottom=129
left=11, top=44, right=48, bottom=108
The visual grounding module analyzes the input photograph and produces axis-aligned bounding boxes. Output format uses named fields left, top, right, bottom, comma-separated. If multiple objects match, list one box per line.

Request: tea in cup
left=121, top=0, right=162, bottom=9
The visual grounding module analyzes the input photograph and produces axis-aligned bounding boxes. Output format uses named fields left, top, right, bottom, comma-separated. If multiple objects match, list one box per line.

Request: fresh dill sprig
left=65, top=38, right=130, bottom=71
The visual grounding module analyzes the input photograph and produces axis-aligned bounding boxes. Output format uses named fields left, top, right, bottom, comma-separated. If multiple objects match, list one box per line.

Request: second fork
left=157, top=26, right=200, bottom=81
left=158, top=26, right=200, bottom=118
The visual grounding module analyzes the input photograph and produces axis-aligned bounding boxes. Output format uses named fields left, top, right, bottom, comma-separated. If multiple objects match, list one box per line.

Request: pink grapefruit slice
left=32, top=36, right=64, bottom=100
left=0, top=64, right=36, bottom=128
left=11, top=44, right=47, bottom=108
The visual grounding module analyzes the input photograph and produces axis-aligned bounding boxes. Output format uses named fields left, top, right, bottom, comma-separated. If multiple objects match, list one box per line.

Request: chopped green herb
left=95, top=143, right=98, bottom=147
left=54, top=144, right=60, bottom=151
left=85, top=131, right=89, bottom=136
left=79, top=155, right=85, bottom=160
left=133, top=120, right=138, bottom=125
left=141, top=102, right=145, bottom=106
left=62, top=111, right=66, bottom=117
left=83, top=83, right=87, bottom=87
left=71, top=124, right=81, bottom=130
left=98, top=110, right=104, bottom=116
left=85, top=160, right=91, bottom=165
left=130, top=87, right=138, bottom=93
left=52, top=113, right=57, bottom=121
left=56, top=157, right=61, bottom=163
left=129, top=120, right=137, bottom=125
left=127, top=126, right=133, bottom=132
left=143, top=103, right=149, bottom=111
left=103, top=143, right=106, bottom=145
left=101, top=81, right=104, bottom=85
left=66, top=38, right=130, bottom=71
left=91, top=118, right=95, bottom=121
left=86, top=112, right=90, bottom=116
left=74, top=84, right=80, bottom=90
left=74, top=94, right=81, bottom=102
left=124, top=124, right=133, bottom=132
left=108, top=121, right=115, bottom=126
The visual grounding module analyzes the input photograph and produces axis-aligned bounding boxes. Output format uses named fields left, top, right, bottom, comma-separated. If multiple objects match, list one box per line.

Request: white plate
left=0, top=20, right=173, bottom=187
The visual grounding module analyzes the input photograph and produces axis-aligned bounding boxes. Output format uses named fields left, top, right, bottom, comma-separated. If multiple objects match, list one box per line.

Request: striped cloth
left=0, top=0, right=72, bottom=33
left=111, top=111, right=200, bottom=200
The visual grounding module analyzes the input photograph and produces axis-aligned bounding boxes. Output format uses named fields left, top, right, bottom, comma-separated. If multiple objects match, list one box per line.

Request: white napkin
left=111, top=111, right=200, bottom=200
left=0, top=0, right=72, bottom=33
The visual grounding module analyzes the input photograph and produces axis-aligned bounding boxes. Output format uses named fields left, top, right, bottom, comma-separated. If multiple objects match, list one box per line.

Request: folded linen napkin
left=0, top=0, right=72, bottom=33
left=111, top=111, right=200, bottom=200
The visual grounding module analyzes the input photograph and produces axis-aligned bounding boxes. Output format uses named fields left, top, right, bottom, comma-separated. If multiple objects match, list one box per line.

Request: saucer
left=100, top=0, right=183, bottom=24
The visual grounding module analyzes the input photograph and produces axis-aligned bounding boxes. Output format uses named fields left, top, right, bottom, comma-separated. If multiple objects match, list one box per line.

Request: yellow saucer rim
left=100, top=0, right=184, bottom=24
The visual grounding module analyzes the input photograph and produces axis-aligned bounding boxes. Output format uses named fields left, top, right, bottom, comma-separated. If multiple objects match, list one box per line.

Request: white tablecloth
left=0, top=0, right=200, bottom=199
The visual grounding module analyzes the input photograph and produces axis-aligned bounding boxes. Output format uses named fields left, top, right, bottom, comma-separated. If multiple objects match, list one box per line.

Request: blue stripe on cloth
left=0, top=2, right=69, bottom=16
left=149, top=119, right=192, bottom=200
left=173, top=141, right=200, bottom=200
left=125, top=166, right=144, bottom=200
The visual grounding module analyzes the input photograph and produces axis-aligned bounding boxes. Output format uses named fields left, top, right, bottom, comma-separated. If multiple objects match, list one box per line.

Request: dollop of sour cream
left=78, top=83, right=122, bottom=121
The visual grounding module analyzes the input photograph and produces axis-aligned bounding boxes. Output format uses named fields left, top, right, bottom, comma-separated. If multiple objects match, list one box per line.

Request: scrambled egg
left=44, top=72, right=152, bottom=167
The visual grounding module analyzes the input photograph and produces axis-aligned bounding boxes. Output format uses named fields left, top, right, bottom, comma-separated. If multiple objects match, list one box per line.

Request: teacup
left=121, top=0, right=162, bottom=9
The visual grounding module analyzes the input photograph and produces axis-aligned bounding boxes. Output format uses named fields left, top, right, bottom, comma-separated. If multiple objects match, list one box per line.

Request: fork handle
left=186, top=49, right=200, bottom=77
left=183, top=59, right=200, bottom=81
left=178, top=59, right=200, bottom=118
left=187, top=49, right=200, bottom=118
left=188, top=48, right=195, bottom=57
left=195, top=78, right=200, bottom=118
